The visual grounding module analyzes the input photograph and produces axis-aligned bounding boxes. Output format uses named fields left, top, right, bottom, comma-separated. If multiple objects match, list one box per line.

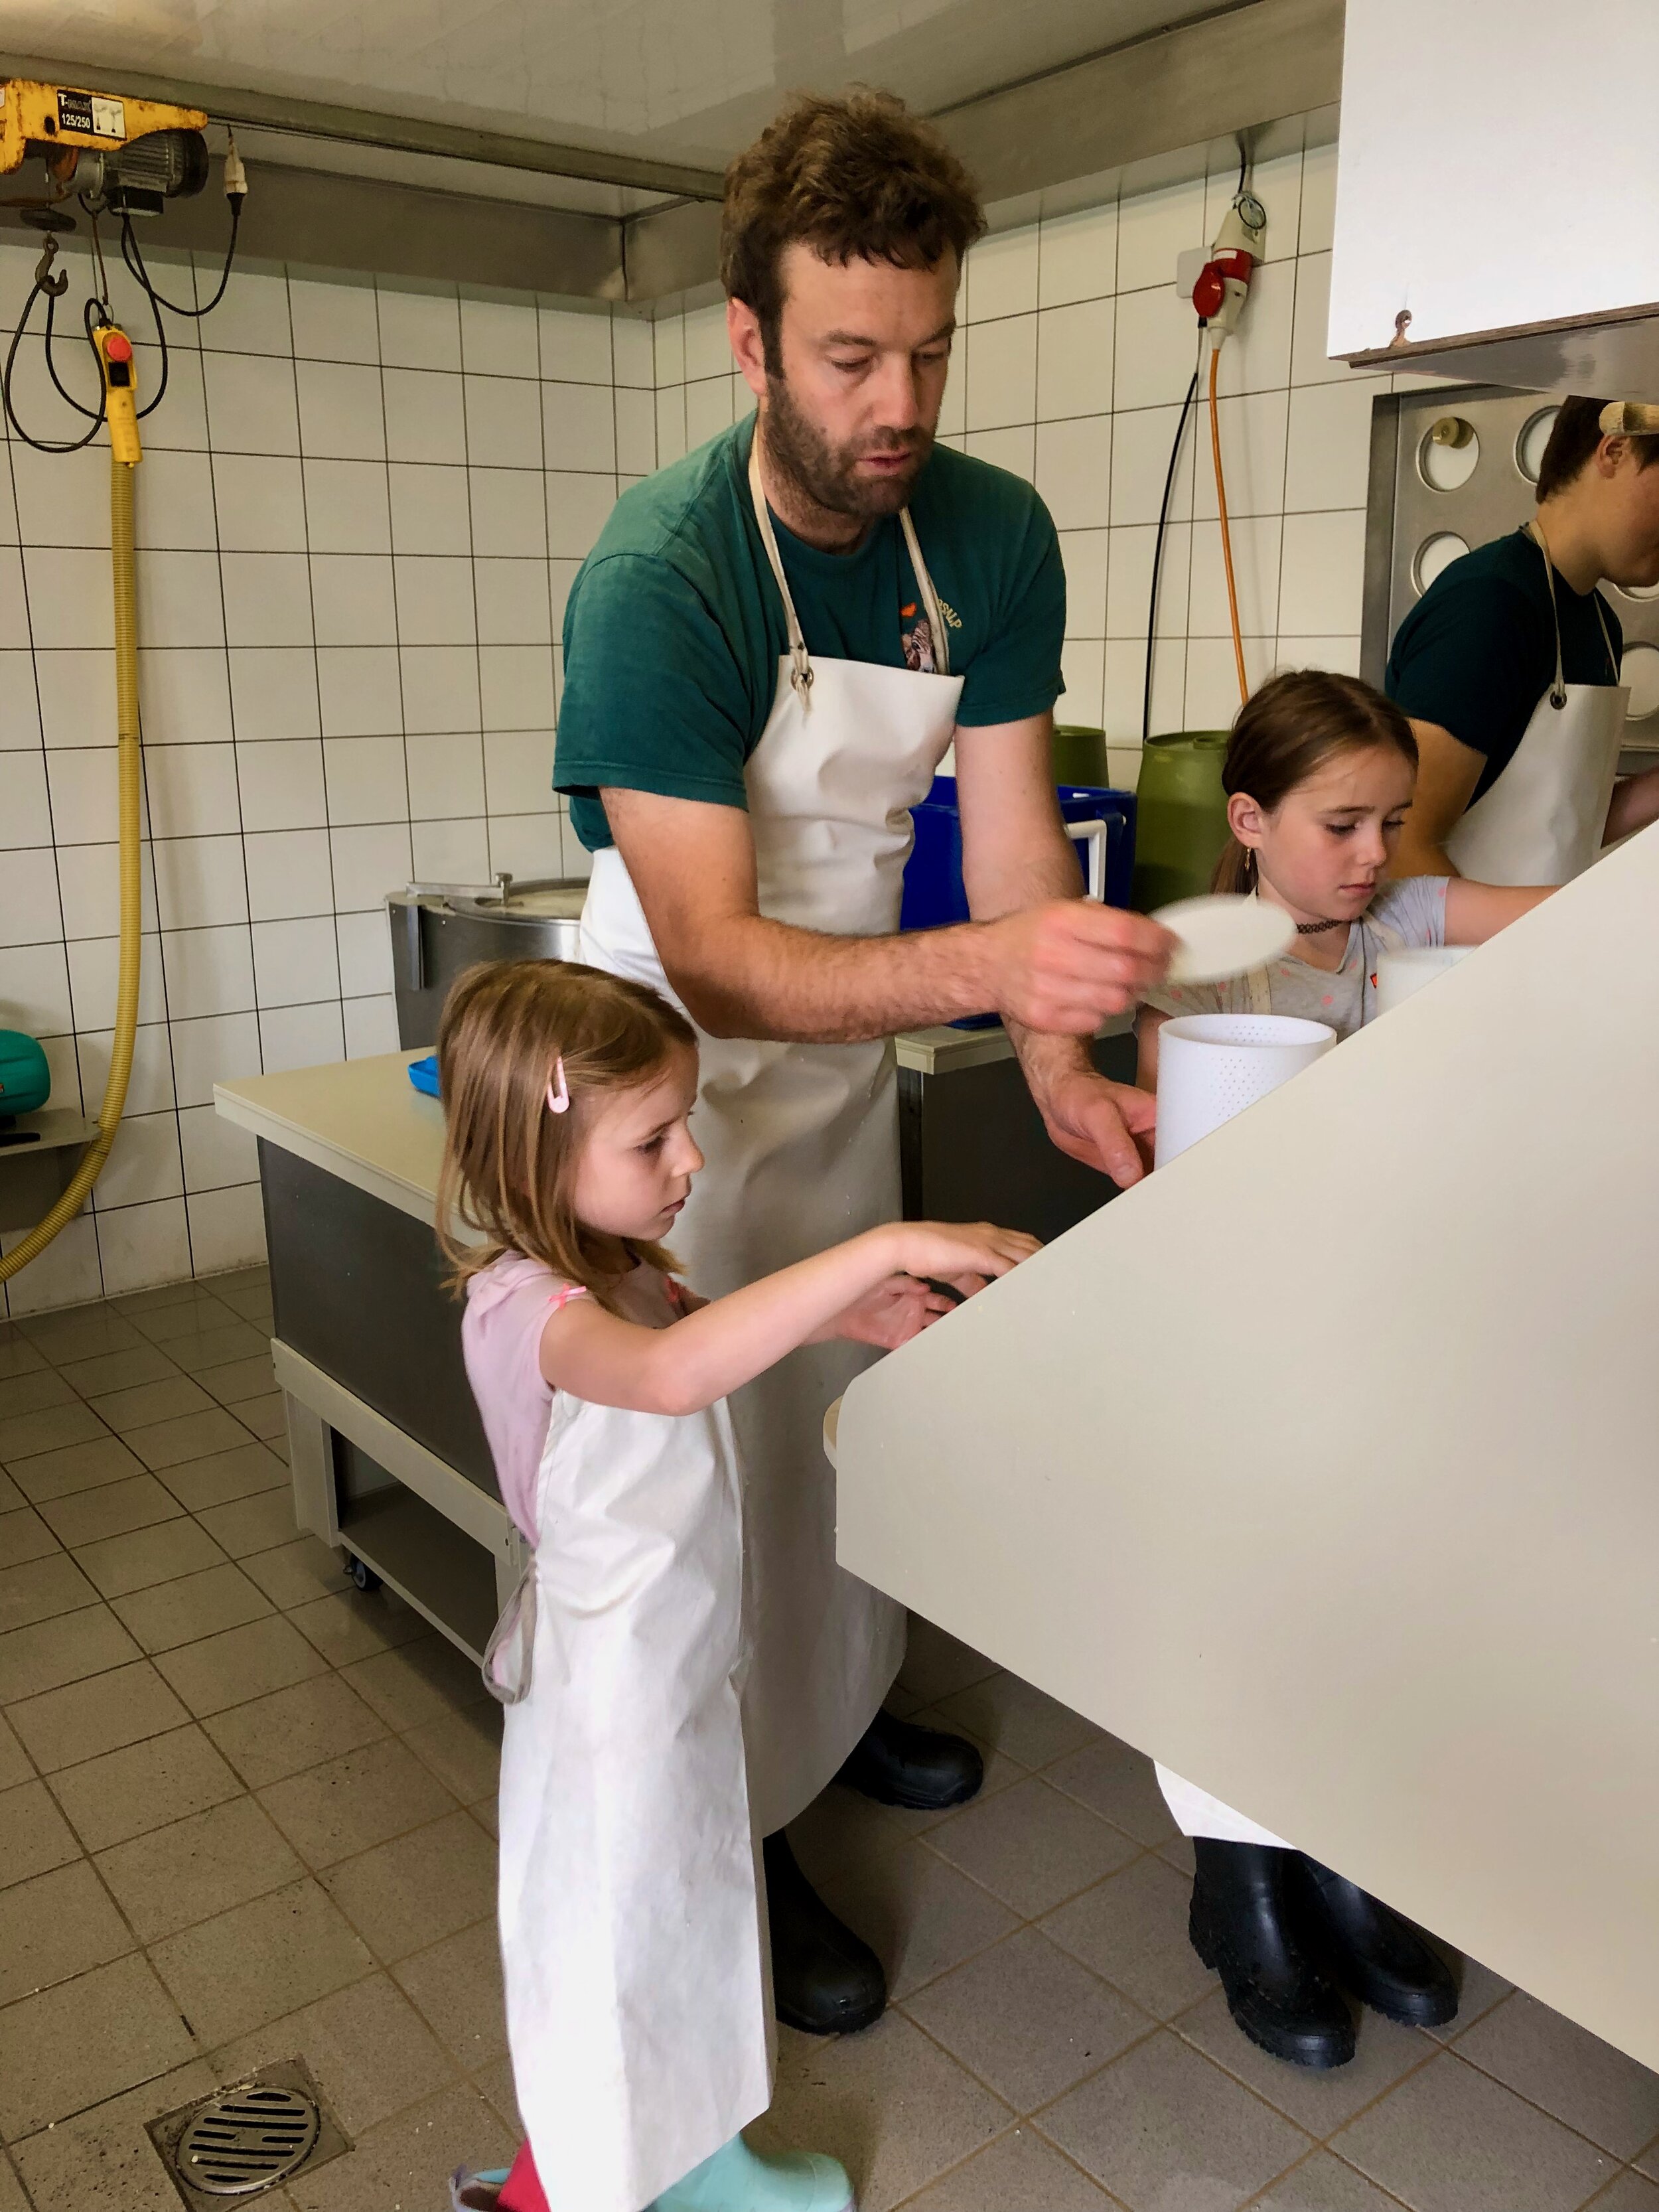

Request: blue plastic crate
left=901, top=777, right=1135, bottom=930
left=900, top=777, right=1136, bottom=1029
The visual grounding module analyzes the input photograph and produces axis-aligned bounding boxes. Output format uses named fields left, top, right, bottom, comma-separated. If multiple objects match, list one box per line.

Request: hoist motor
left=0, top=78, right=210, bottom=215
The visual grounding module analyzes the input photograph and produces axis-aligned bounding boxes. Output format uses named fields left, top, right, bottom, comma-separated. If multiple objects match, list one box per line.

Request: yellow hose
left=0, top=450, right=143, bottom=1282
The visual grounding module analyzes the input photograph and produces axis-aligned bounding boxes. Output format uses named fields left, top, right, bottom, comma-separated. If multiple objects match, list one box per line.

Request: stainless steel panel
left=899, top=1031, right=1137, bottom=1240
left=262, top=1137, right=497, bottom=1493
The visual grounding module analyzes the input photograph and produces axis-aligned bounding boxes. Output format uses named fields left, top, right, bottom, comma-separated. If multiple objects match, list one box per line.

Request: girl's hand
left=890, top=1221, right=1042, bottom=1288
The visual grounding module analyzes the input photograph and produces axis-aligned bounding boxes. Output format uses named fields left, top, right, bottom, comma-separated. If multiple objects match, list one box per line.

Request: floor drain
left=149, top=2059, right=349, bottom=2207
left=180, top=2083, right=318, bottom=2194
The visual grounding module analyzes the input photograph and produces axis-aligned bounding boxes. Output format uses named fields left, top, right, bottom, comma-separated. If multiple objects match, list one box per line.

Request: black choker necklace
left=1295, top=916, right=1348, bottom=935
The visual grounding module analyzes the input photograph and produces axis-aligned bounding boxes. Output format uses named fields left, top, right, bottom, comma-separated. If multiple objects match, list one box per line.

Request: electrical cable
left=121, top=235, right=172, bottom=420
left=1142, top=338, right=1202, bottom=744
left=3, top=269, right=107, bottom=453
left=1208, top=341, right=1248, bottom=704
left=120, top=194, right=241, bottom=319
left=40, top=291, right=105, bottom=420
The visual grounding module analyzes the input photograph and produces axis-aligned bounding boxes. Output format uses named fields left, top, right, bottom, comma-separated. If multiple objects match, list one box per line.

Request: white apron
left=492, top=1272, right=772, bottom=2212
left=580, top=427, right=964, bottom=1835
left=1444, top=525, right=1627, bottom=887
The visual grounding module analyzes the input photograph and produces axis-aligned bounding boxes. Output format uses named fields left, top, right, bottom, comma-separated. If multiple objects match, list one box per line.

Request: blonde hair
left=436, top=960, right=697, bottom=1307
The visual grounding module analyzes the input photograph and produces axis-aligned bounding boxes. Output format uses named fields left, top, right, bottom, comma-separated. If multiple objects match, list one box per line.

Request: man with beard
left=555, top=90, right=1171, bottom=2040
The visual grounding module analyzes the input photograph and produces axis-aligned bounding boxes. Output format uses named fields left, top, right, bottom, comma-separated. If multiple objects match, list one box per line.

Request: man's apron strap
left=745, top=427, right=952, bottom=698
left=1528, top=518, right=1621, bottom=707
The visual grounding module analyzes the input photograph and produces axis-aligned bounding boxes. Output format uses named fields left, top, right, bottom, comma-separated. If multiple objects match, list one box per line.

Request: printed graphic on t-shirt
left=901, top=601, right=936, bottom=673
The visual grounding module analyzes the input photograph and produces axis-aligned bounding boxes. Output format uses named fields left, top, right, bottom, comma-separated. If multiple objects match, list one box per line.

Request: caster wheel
left=345, top=1555, right=382, bottom=1595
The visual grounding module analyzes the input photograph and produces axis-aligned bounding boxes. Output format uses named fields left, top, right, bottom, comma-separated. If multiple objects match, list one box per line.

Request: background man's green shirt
left=555, top=414, right=1066, bottom=850
left=1385, top=530, right=1624, bottom=804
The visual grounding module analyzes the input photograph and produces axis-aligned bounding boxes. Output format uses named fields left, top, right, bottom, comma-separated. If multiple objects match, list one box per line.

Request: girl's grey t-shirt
left=1141, top=877, right=1449, bottom=1041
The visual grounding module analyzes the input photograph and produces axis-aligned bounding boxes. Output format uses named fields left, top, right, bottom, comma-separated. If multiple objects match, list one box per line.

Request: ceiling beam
left=0, top=50, right=727, bottom=202
left=934, top=0, right=1344, bottom=203
left=0, top=161, right=624, bottom=303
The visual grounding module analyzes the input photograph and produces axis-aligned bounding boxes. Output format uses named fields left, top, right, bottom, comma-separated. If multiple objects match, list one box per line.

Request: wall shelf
left=0, top=1111, right=98, bottom=1232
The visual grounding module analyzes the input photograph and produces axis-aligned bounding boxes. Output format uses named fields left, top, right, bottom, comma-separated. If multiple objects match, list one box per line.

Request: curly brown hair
left=721, top=90, right=985, bottom=371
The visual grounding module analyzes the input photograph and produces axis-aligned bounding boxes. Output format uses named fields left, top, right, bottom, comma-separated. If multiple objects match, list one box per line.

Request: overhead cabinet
left=1330, top=0, right=1659, bottom=396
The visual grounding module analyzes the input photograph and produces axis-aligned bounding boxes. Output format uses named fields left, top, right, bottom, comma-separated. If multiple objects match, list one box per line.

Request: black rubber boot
left=763, top=1828, right=887, bottom=2036
left=835, top=1707, right=983, bottom=1811
left=1189, top=1839, right=1356, bottom=2069
left=1294, top=1857, right=1459, bottom=2028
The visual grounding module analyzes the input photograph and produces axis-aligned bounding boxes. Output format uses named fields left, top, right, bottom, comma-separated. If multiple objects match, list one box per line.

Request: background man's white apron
left=1446, top=526, right=1627, bottom=887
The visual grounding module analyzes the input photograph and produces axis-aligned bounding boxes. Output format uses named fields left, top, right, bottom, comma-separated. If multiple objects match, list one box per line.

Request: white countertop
left=216, top=1051, right=445, bottom=1226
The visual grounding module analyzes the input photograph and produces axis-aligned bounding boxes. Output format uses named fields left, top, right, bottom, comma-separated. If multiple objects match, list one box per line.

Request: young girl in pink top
left=439, top=959, right=1035, bottom=2212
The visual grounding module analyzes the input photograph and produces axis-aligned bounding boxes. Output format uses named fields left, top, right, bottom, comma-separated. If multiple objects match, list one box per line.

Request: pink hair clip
left=546, top=1055, right=570, bottom=1115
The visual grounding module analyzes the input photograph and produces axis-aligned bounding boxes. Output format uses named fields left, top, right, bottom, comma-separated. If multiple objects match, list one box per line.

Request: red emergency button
left=105, top=332, right=133, bottom=362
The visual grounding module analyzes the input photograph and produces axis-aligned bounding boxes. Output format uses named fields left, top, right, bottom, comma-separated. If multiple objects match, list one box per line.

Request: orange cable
left=1208, top=343, right=1248, bottom=705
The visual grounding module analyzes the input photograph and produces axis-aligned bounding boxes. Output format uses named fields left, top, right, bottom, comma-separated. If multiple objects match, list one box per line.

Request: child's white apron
left=492, top=1327, right=771, bottom=2212
left=579, top=427, right=965, bottom=1836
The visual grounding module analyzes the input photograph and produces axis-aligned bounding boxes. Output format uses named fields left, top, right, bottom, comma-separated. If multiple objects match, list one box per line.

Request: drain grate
left=149, top=2058, right=349, bottom=2208
left=179, top=2083, right=319, bottom=2195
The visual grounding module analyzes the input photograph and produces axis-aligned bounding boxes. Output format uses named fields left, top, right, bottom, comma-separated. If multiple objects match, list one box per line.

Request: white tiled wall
left=0, top=238, right=642, bottom=1314
left=3, top=115, right=1431, bottom=1310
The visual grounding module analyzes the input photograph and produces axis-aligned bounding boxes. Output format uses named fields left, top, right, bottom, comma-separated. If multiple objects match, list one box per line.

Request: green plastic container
left=1130, top=731, right=1231, bottom=912
left=0, top=1029, right=50, bottom=1124
left=1050, top=724, right=1110, bottom=788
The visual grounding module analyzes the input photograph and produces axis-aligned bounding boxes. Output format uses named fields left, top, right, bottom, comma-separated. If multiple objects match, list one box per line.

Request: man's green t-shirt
left=1384, top=529, right=1624, bottom=804
left=555, top=414, right=1066, bottom=849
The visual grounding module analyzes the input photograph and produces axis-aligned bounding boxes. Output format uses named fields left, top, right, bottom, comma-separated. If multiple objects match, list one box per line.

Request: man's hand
left=985, top=901, right=1175, bottom=1031
left=1032, top=1063, right=1157, bottom=1187
left=819, top=1275, right=954, bottom=1350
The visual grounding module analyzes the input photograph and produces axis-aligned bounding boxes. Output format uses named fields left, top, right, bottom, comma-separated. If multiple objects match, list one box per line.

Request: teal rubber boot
left=652, top=2133, right=853, bottom=2211
left=449, top=2168, right=510, bottom=2210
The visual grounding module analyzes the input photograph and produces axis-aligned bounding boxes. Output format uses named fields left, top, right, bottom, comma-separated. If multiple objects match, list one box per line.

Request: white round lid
left=1151, top=894, right=1296, bottom=986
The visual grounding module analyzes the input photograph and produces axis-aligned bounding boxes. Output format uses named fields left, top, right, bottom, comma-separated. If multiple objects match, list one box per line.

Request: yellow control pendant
left=92, top=322, right=141, bottom=463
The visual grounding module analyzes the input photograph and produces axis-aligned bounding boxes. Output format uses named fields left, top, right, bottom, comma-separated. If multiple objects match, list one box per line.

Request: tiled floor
left=3, top=1270, right=1658, bottom=2212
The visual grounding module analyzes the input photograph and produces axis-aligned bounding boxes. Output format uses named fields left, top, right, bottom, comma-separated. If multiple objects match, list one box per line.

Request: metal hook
left=33, top=236, right=68, bottom=299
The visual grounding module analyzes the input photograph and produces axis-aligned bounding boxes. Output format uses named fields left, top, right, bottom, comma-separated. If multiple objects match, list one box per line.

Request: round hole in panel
left=1614, top=577, right=1659, bottom=603
left=1516, top=404, right=1559, bottom=484
left=1412, top=531, right=1470, bottom=595
left=1417, top=417, right=1480, bottom=491
left=1621, top=642, right=1659, bottom=720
